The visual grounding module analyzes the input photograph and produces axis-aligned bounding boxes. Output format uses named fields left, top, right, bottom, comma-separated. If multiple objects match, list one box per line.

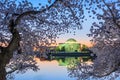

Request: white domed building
left=57, top=38, right=81, bottom=52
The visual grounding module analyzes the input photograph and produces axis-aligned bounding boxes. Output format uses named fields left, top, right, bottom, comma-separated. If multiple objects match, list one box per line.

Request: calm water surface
left=14, top=59, right=76, bottom=80
left=13, top=58, right=120, bottom=80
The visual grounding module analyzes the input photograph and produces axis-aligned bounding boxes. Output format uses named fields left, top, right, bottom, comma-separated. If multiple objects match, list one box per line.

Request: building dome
left=57, top=38, right=80, bottom=52
left=66, top=38, right=77, bottom=43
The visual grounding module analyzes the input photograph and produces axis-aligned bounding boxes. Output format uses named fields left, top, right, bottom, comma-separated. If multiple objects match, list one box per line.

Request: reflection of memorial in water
left=46, top=51, right=94, bottom=80
left=56, top=57, right=92, bottom=66
left=47, top=55, right=94, bottom=80
left=38, top=56, right=93, bottom=80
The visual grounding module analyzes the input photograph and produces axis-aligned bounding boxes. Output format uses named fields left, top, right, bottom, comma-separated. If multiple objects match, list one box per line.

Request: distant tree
left=61, top=46, right=65, bottom=52
left=81, top=44, right=88, bottom=52
left=55, top=46, right=60, bottom=52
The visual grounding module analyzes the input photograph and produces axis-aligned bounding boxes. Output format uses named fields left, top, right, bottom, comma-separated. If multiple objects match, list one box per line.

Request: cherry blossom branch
left=15, top=0, right=58, bottom=25
left=102, top=0, right=120, bottom=29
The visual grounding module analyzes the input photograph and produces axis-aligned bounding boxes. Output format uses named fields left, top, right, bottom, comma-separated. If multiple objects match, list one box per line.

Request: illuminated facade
left=56, top=38, right=81, bottom=52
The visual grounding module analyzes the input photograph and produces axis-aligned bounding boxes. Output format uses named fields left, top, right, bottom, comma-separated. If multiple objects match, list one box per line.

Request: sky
left=28, top=0, right=96, bottom=47
left=56, top=14, right=96, bottom=47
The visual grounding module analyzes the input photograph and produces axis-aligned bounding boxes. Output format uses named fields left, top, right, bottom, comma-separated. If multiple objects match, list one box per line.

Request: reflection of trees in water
left=67, top=59, right=120, bottom=80
left=5, top=54, right=39, bottom=80
left=57, top=57, right=81, bottom=66
left=57, top=57, right=94, bottom=80
left=67, top=58, right=93, bottom=80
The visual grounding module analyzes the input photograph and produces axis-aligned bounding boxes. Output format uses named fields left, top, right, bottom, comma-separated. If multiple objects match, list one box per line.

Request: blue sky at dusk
left=56, top=17, right=94, bottom=46
left=28, top=0, right=97, bottom=46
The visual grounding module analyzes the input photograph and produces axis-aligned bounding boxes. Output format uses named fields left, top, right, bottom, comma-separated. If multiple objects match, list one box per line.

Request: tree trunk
left=0, top=53, right=7, bottom=80
left=0, top=19, right=20, bottom=80
left=0, top=66, right=6, bottom=80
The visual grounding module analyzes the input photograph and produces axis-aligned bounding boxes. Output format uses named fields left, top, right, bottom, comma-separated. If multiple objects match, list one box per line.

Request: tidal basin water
left=13, top=58, right=120, bottom=80
left=14, top=59, right=76, bottom=80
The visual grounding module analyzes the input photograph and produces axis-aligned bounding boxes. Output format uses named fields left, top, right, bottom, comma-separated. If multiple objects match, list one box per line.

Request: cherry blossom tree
left=0, top=0, right=120, bottom=80
left=68, top=0, right=120, bottom=79
left=89, top=0, right=120, bottom=78
left=0, top=0, right=83, bottom=79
